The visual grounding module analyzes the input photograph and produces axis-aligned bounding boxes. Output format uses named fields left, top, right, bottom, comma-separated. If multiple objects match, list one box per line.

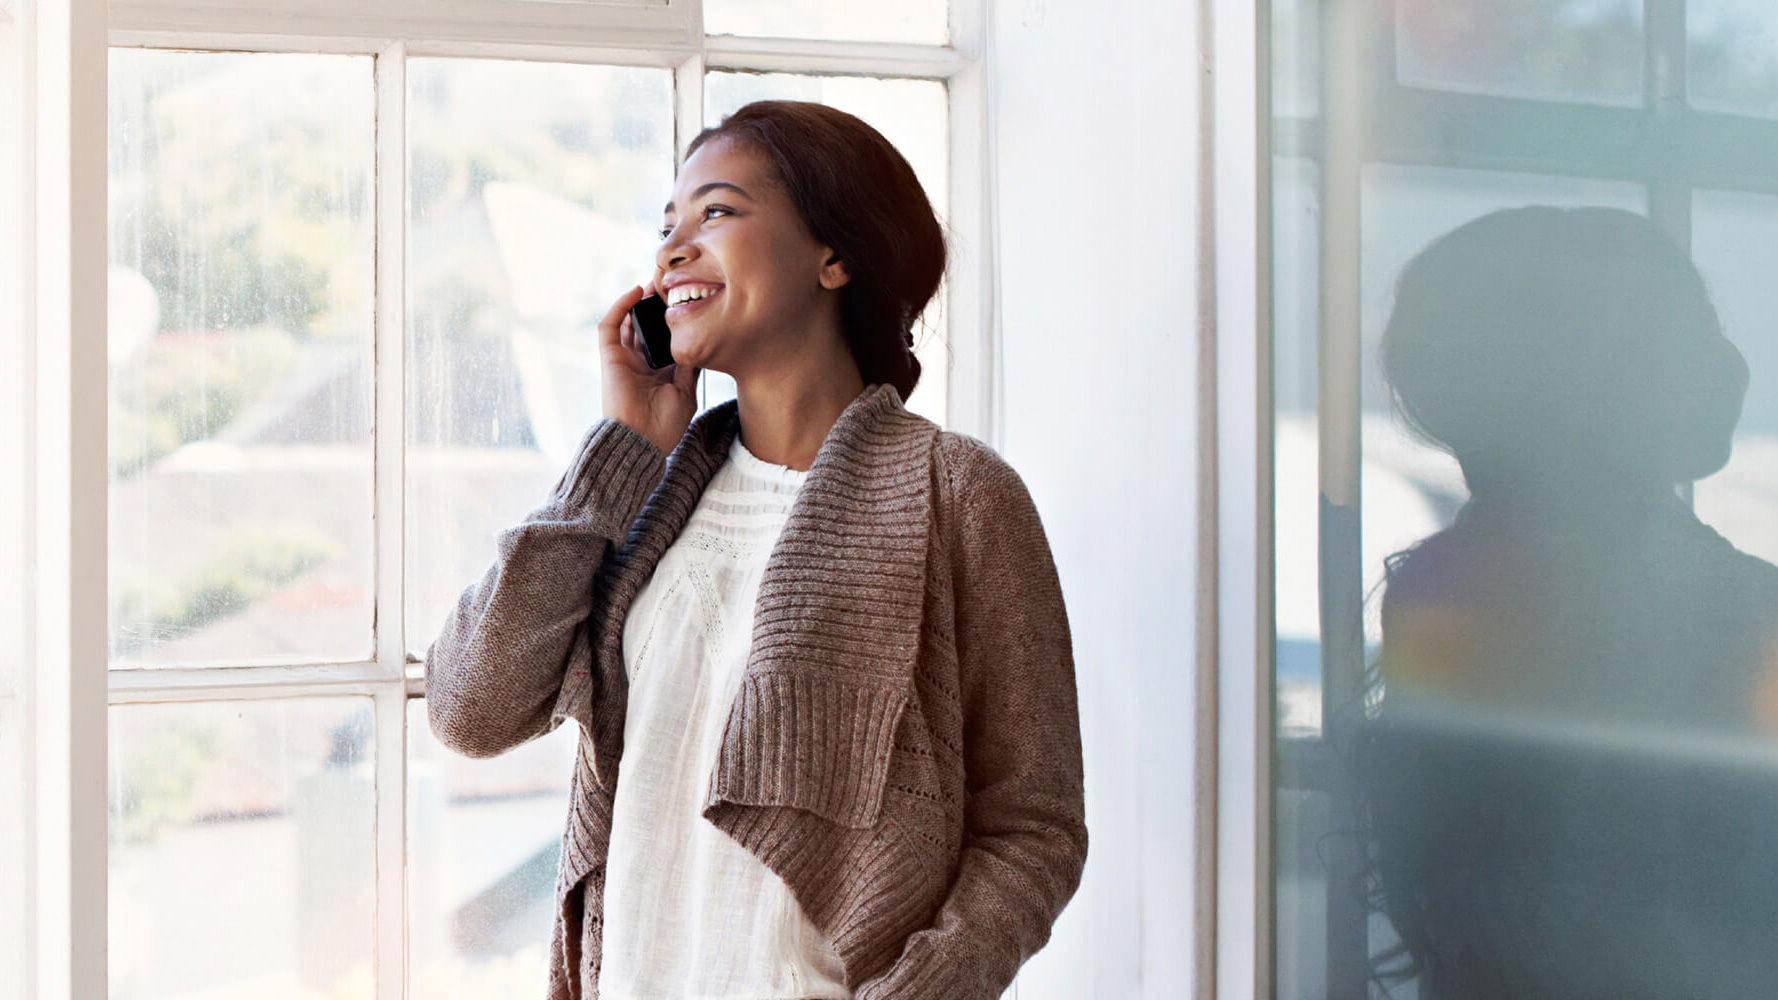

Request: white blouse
left=598, top=435, right=853, bottom=1000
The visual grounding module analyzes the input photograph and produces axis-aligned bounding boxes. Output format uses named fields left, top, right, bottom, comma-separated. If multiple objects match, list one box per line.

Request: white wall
left=990, top=1, right=1202, bottom=996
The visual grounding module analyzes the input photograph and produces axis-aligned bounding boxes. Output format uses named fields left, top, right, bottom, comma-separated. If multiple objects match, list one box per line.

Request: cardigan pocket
left=702, top=670, right=911, bottom=829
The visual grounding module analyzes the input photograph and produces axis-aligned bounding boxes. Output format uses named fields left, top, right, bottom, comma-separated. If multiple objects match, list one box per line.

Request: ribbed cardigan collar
left=582, top=382, right=939, bottom=808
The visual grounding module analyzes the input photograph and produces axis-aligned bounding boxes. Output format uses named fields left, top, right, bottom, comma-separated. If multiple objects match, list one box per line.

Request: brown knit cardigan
left=424, top=383, right=1087, bottom=999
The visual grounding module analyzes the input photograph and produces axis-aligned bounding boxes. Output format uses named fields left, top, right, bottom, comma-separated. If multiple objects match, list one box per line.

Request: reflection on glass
left=1690, top=0, right=1778, bottom=118
left=1394, top=0, right=1644, bottom=106
left=109, top=699, right=376, bottom=999
left=1275, top=1, right=1778, bottom=997
left=704, top=0, right=947, bottom=46
left=1360, top=165, right=1646, bottom=382
left=1273, top=156, right=1322, bottom=739
left=404, top=60, right=673, bottom=655
left=407, top=699, right=578, bottom=998
left=108, top=50, right=375, bottom=668
left=1271, top=0, right=1321, bottom=119
left=703, top=73, right=950, bottom=424
left=1275, top=166, right=1645, bottom=740
left=1367, top=206, right=1778, bottom=996
left=1692, top=190, right=1778, bottom=567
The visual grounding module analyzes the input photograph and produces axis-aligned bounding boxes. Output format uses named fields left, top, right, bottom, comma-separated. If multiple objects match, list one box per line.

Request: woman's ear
left=819, top=250, right=851, bottom=290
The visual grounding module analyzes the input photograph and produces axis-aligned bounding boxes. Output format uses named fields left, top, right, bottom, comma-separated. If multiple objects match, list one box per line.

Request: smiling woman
left=626, top=101, right=947, bottom=455
left=424, top=100, right=1087, bottom=1000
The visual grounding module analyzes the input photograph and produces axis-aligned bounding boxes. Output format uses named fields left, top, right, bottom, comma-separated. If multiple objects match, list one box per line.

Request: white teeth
left=667, top=285, right=717, bottom=306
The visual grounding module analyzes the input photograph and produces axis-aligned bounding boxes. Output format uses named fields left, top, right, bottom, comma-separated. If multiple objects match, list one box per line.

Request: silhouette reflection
left=1365, top=207, right=1778, bottom=999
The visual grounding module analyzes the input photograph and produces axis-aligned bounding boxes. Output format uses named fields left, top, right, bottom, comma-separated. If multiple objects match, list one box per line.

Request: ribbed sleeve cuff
left=548, top=419, right=667, bottom=527
left=854, top=956, right=960, bottom=1000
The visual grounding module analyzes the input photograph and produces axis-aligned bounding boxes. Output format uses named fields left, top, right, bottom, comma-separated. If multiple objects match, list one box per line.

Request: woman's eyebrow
left=663, top=181, right=752, bottom=215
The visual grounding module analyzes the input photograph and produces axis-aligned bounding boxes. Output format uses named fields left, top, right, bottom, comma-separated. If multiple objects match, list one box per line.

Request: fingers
left=618, top=312, right=637, bottom=356
left=596, top=284, right=649, bottom=353
left=672, top=361, right=701, bottom=394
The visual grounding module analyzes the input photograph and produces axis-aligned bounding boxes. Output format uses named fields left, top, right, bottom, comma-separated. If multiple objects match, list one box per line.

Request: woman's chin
left=666, top=341, right=720, bottom=373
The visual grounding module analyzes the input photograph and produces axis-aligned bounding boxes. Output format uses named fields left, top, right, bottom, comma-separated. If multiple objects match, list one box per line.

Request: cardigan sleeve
left=855, top=437, right=1089, bottom=1000
left=423, top=418, right=665, bottom=759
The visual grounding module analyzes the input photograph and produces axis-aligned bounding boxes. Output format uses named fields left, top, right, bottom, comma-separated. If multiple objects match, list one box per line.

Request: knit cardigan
left=424, top=383, right=1088, bottom=1000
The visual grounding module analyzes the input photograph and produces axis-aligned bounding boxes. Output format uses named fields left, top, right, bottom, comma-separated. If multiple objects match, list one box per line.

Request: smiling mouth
left=665, top=283, right=723, bottom=310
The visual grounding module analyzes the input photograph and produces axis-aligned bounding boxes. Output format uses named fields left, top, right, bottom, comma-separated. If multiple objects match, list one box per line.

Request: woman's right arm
left=424, top=420, right=665, bottom=758
left=426, top=282, right=699, bottom=758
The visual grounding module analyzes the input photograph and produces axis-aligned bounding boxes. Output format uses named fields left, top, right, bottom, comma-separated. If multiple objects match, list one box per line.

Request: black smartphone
left=629, top=294, right=675, bottom=370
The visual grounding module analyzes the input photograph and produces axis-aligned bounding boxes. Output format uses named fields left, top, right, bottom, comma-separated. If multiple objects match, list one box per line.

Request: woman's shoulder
left=931, top=430, right=1048, bottom=531
left=933, top=430, right=1023, bottom=493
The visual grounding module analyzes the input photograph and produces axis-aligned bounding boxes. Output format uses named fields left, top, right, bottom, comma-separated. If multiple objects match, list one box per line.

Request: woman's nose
left=657, top=229, right=697, bottom=270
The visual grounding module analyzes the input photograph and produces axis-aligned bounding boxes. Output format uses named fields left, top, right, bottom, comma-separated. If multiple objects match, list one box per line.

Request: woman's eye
left=658, top=206, right=731, bottom=239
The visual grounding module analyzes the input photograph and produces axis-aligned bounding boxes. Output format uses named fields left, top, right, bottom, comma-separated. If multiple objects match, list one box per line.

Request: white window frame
left=21, top=0, right=996, bottom=996
left=1204, top=0, right=1271, bottom=996
left=17, top=0, right=111, bottom=997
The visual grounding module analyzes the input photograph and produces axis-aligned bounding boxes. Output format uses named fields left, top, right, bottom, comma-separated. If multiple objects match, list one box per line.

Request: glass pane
left=703, top=73, right=950, bottom=425
left=1273, top=156, right=1322, bottom=740
left=1275, top=166, right=1646, bottom=997
left=108, top=50, right=375, bottom=668
left=408, top=699, right=578, bottom=997
left=405, top=60, right=673, bottom=656
left=0, top=9, right=25, bottom=986
left=1692, top=189, right=1778, bottom=565
left=109, top=699, right=375, bottom=999
left=705, top=0, right=946, bottom=46
left=1394, top=0, right=1644, bottom=106
left=1355, top=166, right=1647, bottom=605
left=1272, top=0, right=1321, bottom=119
left=1267, top=78, right=1757, bottom=992
left=1690, top=0, right=1778, bottom=117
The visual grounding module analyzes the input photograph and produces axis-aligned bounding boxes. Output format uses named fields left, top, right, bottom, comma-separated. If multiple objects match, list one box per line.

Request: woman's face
left=652, top=137, right=849, bottom=375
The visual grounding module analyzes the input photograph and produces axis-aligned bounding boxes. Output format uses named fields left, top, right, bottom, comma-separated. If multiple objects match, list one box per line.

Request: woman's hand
left=599, top=282, right=700, bottom=456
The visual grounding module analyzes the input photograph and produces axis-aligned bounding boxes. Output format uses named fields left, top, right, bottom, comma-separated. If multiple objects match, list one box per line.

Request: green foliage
left=110, top=51, right=374, bottom=340
left=109, top=327, right=300, bottom=477
left=111, top=521, right=339, bottom=657
left=108, top=715, right=230, bottom=847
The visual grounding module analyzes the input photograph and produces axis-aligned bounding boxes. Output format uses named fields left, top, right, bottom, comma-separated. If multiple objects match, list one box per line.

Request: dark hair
left=687, top=100, right=945, bottom=401
left=1380, top=206, right=1748, bottom=491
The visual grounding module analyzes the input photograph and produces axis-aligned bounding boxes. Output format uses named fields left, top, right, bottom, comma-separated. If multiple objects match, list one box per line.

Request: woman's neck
left=732, top=356, right=866, bottom=473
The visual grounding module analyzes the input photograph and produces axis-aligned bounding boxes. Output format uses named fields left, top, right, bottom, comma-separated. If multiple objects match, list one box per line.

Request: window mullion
left=373, top=685, right=409, bottom=1000
left=372, top=40, right=410, bottom=1000
left=108, top=661, right=393, bottom=703
left=1210, top=0, right=1272, bottom=992
left=702, top=36, right=961, bottom=78
left=1646, top=0, right=1693, bottom=253
left=27, top=0, right=110, bottom=996
left=107, top=1, right=696, bottom=52
left=1315, top=0, right=1369, bottom=991
left=942, top=49, right=992, bottom=443
left=676, top=52, right=704, bottom=408
left=675, top=52, right=704, bottom=164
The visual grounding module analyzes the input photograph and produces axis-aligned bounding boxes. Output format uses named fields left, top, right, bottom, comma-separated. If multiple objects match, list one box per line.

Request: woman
left=425, top=101, right=1088, bottom=1000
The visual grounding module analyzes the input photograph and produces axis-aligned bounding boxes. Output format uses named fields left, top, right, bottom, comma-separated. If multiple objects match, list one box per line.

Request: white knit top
left=598, top=435, right=852, bottom=1000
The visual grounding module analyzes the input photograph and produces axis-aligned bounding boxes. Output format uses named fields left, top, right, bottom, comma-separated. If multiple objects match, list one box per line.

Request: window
left=94, top=1, right=978, bottom=995
left=1268, top=0, right=1778, bottom=995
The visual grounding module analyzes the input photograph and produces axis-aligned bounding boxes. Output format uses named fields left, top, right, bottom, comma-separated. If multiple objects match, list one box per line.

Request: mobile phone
left=629, top=294, right=675, bottom=370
